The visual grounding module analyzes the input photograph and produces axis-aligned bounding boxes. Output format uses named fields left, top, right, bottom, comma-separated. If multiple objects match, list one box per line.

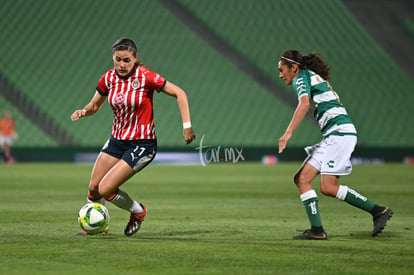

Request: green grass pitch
left=0, top=162, right=413, bottom=274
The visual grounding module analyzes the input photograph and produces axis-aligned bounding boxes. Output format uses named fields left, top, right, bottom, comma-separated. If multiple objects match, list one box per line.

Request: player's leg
left=87, top=152, right=119, bottom=204
left=100, top=139, right=156, bottom=236
left=331, top=181, right=392, bottom=236
left=326, top=180, right=393, bottom=236
left=2, top=138, right=13, bottom=163
left=96, top=158, right=146, bottom=214
left=91, top=135, right=147, bottom=215
left=321, top=173, right=377, bottom=211
left=321, top=135, right=393, bottom=236
left=0, top=140, right=6, bottom=162
left=319, top=174, right=383, bottom=232
left=76, top=151, right=119, bottom=235
left=293, top=162, right=327, bottom=240
left=100, top=139, right=156, bottom=213
left=96, top=159, right=147, bottom=236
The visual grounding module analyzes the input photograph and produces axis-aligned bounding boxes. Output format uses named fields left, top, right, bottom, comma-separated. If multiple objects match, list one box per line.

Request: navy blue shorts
left=101, top=136, right=157, bottom=172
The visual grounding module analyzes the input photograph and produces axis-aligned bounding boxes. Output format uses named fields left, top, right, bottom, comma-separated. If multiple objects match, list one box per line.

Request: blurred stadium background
left=0, top=0, right=413, bottom=163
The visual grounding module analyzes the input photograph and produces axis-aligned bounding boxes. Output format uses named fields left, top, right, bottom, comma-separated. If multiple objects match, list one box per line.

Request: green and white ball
left=78, top=202, right=110, bottom=234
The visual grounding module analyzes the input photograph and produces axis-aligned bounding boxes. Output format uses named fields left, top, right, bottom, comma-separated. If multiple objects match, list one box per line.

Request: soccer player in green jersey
left=277, top=49, right=393, bottom=240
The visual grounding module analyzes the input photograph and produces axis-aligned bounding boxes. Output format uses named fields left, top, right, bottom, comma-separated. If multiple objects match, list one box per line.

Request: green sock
left=300, top=190, right=323, bottom=228
left=343, top=187, right=376, bottom=212
left=303, top=198, right=323, bottom=227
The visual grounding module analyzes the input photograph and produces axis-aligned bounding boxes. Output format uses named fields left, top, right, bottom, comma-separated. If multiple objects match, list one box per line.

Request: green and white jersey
left=292, top=69, right=357, bottom=137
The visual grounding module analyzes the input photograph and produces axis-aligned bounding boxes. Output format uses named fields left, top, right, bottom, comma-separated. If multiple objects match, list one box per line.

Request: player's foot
left=293, top=229, right=328, bottom=240
left=124, top=204, right=146, bottom=236
left=77, top=230, right=89, bottom=236
left=372, top=207, right=393, bottom=236
left=76, top=228, right=108, bottom=236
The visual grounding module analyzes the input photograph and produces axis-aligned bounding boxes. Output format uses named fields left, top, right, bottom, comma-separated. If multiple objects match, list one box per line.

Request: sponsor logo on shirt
left=154, top=73, right=161, bottom=83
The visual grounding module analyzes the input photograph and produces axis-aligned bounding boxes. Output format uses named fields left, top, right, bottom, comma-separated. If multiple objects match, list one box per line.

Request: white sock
left=109, top=189, right=144, bottom=213
left=336, top=185, right=349, bottom=201
left=300, top=190, right=318, bottom=202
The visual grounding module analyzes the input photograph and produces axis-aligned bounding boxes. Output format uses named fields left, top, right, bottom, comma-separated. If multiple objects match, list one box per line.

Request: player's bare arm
left=71, top=91, right=106, bottom=121
left=278, top=95, right=310, bottom=153
left=161, top=81, right=195, bottom=144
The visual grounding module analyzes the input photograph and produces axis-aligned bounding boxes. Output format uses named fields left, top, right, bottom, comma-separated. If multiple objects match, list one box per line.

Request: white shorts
left=304, top=135, right=357, bottom=176
left=0, top=136, right=14, bottom=146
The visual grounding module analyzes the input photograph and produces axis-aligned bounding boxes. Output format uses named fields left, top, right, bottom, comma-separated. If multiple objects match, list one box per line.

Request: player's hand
left=71, top=109, right=86, bottom=121
left=183, top=127, right=195, bottom=144
left=278, top=131, right=292, bottom=154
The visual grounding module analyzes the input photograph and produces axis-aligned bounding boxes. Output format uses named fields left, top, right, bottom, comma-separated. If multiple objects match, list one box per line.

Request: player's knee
left=320, top=176, right=340, bottom=197
left=293, top=171, right=307, bottom=186
left=88, top=188, right=102, bottom=201
left=98, top=186, right=118, bottom=200
left=320, top=184, right=336, bottom=197
left=293, top=171, right=316, bottom=194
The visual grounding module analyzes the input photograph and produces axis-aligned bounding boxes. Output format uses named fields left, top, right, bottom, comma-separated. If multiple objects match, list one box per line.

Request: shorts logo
left=132, top=79, right=140, bottom=89
left=327, top=160, right=335, bottom=168
left=102, top=139, right=110, bottom=150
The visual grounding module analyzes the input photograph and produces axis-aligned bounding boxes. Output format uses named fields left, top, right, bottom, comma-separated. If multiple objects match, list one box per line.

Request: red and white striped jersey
left=96, top=65, right=166, bottom=140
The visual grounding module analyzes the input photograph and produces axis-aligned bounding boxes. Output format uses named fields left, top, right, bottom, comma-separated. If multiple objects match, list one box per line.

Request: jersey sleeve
left=96, top=72, right=110, bottom=96
left=293, top=70, right=311, bottom=99
left=144, top=70, right=166, bottom=92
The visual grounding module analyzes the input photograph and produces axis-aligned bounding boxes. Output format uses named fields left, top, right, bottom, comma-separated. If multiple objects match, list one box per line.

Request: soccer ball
left=78, top=202, right=110, bottom=235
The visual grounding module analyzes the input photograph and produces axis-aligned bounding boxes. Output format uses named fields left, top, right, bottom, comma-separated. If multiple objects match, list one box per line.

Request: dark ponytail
left=280, top=50, right=330, bottom=80
left=302, top=53, right=330, bottom=80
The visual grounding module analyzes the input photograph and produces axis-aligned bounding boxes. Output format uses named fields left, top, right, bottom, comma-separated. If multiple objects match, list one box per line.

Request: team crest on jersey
left=132, top=79, right=140, bottom=89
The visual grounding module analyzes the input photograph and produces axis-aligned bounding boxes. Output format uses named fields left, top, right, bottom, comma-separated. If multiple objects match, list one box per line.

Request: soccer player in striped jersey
left=71, top=38, right=195, bottom=236
left=277, top=49, right=392, bottom=240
